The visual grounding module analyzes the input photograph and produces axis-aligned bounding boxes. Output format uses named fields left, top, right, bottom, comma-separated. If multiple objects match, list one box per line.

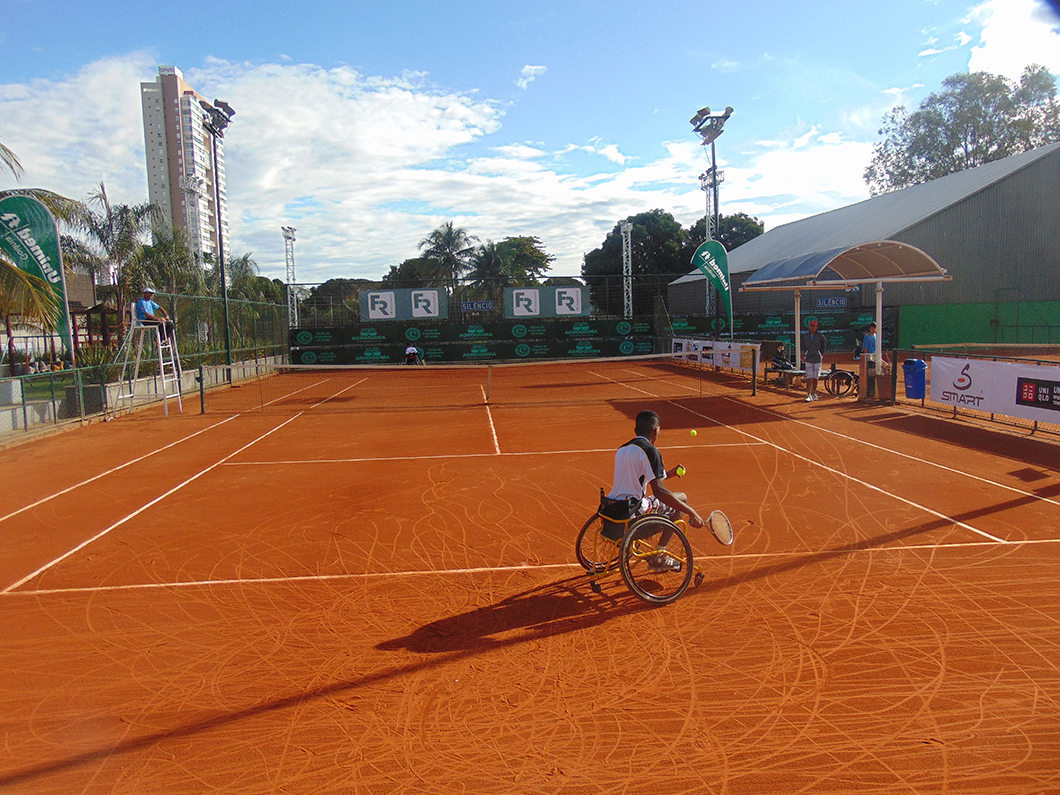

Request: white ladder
left=113, top=322, right=183, bottom=417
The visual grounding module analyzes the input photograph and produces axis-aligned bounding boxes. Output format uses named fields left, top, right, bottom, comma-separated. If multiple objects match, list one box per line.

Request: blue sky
left=2, top=0, right=1059, bottom=283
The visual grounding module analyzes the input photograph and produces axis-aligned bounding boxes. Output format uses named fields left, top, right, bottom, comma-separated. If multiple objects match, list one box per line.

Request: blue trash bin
left=903, top=358, right=927, bottom=399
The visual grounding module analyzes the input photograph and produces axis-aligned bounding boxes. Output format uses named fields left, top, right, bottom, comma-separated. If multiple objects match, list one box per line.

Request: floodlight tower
left=282, top=226, right=299, bottom=328
left=689, top=106, right=733, bottom=242
left=620, top=221, right=633, bottom=319
left=200, top=98, right=236, bottom=371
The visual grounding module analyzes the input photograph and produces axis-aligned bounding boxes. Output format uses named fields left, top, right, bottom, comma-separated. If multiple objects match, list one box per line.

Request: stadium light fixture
left=200, top=99, right=236, bottom=374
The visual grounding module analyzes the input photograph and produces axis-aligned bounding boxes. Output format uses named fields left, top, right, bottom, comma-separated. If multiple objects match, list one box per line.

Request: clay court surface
left=2, top=364, right=1060, bottom=794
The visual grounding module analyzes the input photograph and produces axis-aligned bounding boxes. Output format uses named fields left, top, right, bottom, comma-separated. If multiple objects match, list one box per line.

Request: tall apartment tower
left=140, top=65, right=230, bottom=263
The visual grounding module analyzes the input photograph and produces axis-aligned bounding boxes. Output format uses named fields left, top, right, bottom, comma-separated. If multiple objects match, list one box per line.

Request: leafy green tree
left=496, top=236, right=554, bottom=281
left=582, top=209, right=687, bottom=317
left=865, top=64, right=1060, bottom=195
left=682, top=212, right=765, bottom=262
left=418, top=221, right=479, bottom=285
left=382, top=257, right=443, bottom=289
left=301, top=278, right=375, bottom=324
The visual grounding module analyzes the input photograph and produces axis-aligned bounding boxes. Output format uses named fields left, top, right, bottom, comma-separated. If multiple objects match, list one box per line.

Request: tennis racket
left=707, top=510, right=734, bottom=546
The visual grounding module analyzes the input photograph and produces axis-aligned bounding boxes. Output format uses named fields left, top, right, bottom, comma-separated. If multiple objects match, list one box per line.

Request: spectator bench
left=764, top=366, right=805, bottom=388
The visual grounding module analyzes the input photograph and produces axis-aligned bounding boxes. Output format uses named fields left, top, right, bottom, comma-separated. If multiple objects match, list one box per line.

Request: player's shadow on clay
left=376, top=575, right=648, bottom=654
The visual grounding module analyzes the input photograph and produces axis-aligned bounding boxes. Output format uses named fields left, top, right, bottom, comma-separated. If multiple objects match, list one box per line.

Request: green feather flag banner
left=690, top=239, right=731, bottom=334
left=0, top=195, right=72, bottom=354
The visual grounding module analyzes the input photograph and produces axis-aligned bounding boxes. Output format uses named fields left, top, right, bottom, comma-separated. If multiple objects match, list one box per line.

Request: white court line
left=9, top=536, right=1060, bottom=597
left=485, top=404, right=500, bottom=455
left=308, top=377, right=367, bottom=410
left=674, top=402, right=1008, bottom=544
left=221, top=442, right=762, bottom=466
left=0, top=416, right=239, bottom=526
left=261, top=377, right=328, bottom=408
left=724, top=396, right=1060, bottom=509
left=1, top=414, right=304, bottom=594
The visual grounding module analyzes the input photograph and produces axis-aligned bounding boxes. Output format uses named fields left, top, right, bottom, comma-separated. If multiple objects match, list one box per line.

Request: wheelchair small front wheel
left=575, top=513, right=621, bottom=574
left=619, top=515, right=693, bottom=605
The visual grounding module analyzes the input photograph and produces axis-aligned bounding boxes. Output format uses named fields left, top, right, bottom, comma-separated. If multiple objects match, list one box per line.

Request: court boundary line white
left=673, top=402, right=1008, bottom=544
left=1, top=414, right=304, bottom=594
left=7, top=537, right=1058, bottom=598
left=723, top=396, right=1060, bottom=509
left=0, top=415, right=239, bottom=526
left=485, top=404, right=500, bottom=454
left=220, top=442, right=761, bottom=466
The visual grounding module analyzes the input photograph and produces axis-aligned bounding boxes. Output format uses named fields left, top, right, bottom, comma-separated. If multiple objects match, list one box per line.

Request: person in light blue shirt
left=135, top=287, right=175, bottom=340
left=862, top=322, right=878, bottom=357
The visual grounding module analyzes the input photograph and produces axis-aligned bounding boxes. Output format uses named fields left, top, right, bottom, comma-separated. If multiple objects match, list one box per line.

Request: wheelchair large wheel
left=826, top=370, right=856, bottom=397
left=619, top=515, right=693, bottom=605
left=575, top=513, right=622, bottom=574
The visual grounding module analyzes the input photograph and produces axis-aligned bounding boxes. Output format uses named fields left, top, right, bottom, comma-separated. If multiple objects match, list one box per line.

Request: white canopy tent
left=739, top=240, right=951, bottom=365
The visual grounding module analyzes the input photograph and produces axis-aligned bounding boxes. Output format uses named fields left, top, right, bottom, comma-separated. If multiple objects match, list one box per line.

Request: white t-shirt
left=608, top=436, right=666, bottom=501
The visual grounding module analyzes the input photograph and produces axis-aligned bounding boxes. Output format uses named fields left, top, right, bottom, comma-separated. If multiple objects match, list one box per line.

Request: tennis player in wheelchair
left=602, top=410, right=705, bottom=569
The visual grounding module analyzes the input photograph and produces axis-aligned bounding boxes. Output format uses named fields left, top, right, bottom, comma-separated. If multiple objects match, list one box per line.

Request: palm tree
left=467, top=240, right=515, bottom=294
left=128, top=225, right=203, bottom=297
left=74, top=183, right=160, bottom=325
left=0, top=135, right=23, bottom=182
left=418, top=221, right=479, bottom=286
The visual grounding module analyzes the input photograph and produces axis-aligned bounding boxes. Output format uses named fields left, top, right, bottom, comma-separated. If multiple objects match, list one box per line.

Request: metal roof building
left=668, top=142, right=1060, bottom=316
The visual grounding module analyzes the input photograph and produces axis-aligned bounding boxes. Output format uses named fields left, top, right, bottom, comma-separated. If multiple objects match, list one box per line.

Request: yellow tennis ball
left=689, top=429, right=697, bottom=437
left=676, top=465, right=686, bottom=477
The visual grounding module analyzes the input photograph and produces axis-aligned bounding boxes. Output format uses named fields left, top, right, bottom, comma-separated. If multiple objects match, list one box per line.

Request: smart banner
left=930, top=357, right=1060, bottom=423
left=0, top=195, right=72, bottom=354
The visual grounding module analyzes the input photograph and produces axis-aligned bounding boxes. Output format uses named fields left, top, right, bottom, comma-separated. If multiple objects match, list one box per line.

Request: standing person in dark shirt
left=801, top=319, right=827, bottom=402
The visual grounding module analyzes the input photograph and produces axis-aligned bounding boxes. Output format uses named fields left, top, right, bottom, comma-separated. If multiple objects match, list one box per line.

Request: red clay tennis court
left=2, top=356, right=1059, bottom=794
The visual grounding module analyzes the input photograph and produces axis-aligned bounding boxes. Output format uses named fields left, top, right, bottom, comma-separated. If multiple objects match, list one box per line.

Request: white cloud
left=515, top=65, right=547, bottom=90
left=967, top=0, right=1060, bottom=78
left=597, top=144, right=629, bottom=165
left=0, top=54, right=877, bottom=282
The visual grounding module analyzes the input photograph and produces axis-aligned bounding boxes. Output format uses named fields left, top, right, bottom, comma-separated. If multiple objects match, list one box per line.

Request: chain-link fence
left=1, top=292, right=287, bottom=439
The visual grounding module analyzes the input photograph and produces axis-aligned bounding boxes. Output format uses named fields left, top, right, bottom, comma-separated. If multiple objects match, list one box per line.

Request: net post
left=751, top=347, right=758, bottom=397
left=198, top=365, right=205, bottom=414
left=486, top=365, right=492, bottom=403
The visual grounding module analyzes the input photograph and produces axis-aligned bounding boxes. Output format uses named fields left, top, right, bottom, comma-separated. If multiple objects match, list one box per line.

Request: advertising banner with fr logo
left=503, top=286, right=588, bottom=318
left=359, top=289, right=448, bottom=321
left=690, top=240, right=731, bottom=334
left=0, top=195, right=72, bottom=354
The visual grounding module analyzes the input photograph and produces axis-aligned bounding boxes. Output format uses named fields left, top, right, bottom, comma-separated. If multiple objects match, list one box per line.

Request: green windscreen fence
left=900, top=301, right=1060, bottom=348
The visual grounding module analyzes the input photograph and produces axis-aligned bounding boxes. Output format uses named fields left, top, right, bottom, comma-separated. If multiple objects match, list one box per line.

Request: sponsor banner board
left=291, top=318, right=655, bottom=348
left=504, top=286, right=590, bottom=318
left=359, top=288, right=449, bottom=321
left=291, top=338, right=657, bottom=364
left=673, top=338, right=759, bottom=372
left=930, top=357, right=1060, bottom=423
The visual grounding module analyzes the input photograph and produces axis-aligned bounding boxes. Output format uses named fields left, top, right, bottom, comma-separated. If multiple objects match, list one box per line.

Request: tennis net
left=198, top=353, right=753, bottom=414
